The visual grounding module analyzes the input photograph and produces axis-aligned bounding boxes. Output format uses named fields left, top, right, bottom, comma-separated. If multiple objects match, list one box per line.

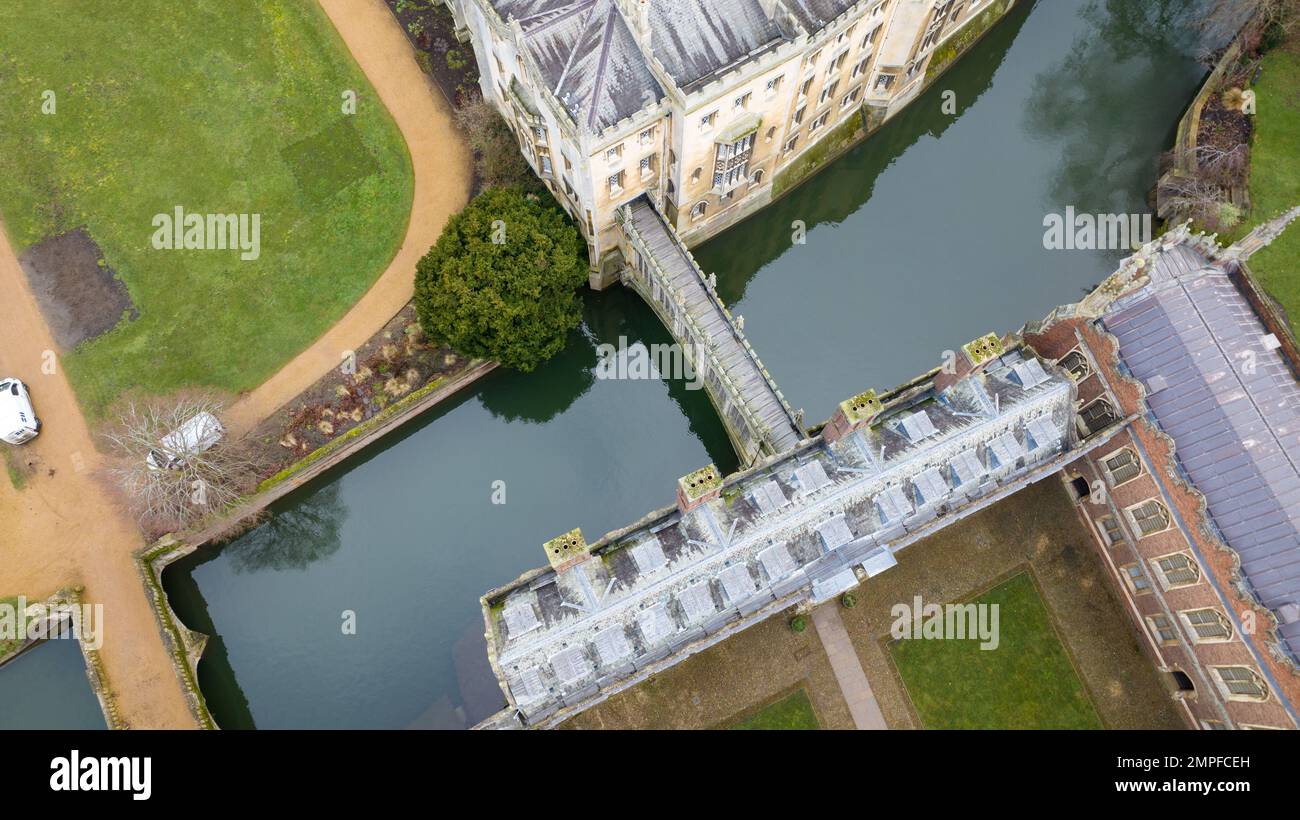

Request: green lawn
left=1242, top=40, right=1300, bottom=335
left=890, top=573, right=1102, bottom=729
left=729, top=688, right=820, bottom=730
left=0, top=0, right=413, bottom=415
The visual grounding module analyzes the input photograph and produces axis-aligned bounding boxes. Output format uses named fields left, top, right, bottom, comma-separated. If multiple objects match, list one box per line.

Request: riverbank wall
left=135, top=358, right=498, bottom=729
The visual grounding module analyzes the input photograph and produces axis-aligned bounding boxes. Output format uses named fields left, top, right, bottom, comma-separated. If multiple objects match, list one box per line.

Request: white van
left=0, top=378, right=41, bottom=445
left=146, top=412, right=224, bottom=471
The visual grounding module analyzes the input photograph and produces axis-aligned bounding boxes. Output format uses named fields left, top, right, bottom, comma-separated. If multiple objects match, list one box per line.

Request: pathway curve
left=0, top=0, right=471, bottom=728
left=0, top=226, right=197, bottom=728
left=224, top=0, right=472, bottom=435
left=810, top=604, right=889, bottom=730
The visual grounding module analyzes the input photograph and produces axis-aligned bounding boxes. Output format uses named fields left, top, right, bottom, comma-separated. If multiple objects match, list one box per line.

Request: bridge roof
left=483, top=347, right=1076, bottom=723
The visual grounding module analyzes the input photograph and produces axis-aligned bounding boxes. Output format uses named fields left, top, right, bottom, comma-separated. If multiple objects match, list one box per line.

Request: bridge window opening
left=1171, top=670, right=1195, bottom=692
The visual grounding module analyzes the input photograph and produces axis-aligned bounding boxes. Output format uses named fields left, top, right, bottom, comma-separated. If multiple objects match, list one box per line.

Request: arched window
left=752, top=169, right=764, bottom=185
left=1079, top=398, right=1117, bottom=435
left=1102, top=448, right=1140, bottom=485
left=1058, top=350, right=1089, bottom=380
left=691, top=167, right=703, bottom=184
left=765, top=126, right=777, bottom=142
left=691, top=201, right=708, bottom=220
left=1127, top=499, right=1170, bottom=537
left=1155, top=553, right=1200, bottom=588
left=1182, top=609, right=1233, bottom=643
left=1214, top=666, right=1269, bottom=701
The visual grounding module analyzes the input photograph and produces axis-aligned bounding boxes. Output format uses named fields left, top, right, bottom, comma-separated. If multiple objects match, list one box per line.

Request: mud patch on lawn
left=19, top=228, right=137, bottom=349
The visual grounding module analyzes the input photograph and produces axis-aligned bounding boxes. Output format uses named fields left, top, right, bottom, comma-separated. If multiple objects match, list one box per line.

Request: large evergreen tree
left=414, top=187, right=588, bottom=372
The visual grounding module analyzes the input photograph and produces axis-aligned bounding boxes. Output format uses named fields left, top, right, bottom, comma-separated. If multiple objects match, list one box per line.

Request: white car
left=146, top=412, right=224, bottom=471
left=0, top=378, right=40, bottom=445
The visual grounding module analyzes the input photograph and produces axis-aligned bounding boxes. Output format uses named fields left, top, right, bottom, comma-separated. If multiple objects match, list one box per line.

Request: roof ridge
left=551, top=0, right=603, bottom=96
left=518, top=0, right=598, bottom=34
left=586, top=3, right=622, bottom=131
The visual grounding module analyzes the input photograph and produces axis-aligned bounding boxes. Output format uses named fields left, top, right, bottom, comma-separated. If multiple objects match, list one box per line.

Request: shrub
left=790, top=616, right=807, bottom=633
left=840, top=591, right=858, bottom=609
left=414, top=187, right=587, bottom=372
left=446, top=49, right=467, bottom=70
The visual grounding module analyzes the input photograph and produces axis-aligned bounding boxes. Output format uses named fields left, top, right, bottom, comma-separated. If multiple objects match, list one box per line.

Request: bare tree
left=1202, top=0, right=1300, bottom=56
left=100, top=393, right=263, bottom=537
left=453, top=91, right=545, bottom=193
left=1159, top=143, right=1250, bottom=231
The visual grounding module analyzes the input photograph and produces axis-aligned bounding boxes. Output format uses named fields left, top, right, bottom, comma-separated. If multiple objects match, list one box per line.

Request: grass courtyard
left=889, top=572, right=1103, bottom=730
left=729, top=688, right=820, bottom=730
left=0, top=0, right=413, bottom=415
left=1243, top=36, right=1300, bottom=334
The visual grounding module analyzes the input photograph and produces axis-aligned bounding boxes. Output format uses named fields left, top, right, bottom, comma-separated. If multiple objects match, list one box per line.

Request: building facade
left=447, top=0, right=1017, bottom=286
left=1025, top=228, right=1300, bottom=731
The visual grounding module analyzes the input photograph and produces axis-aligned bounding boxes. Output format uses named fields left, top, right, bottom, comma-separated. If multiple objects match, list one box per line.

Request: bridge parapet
left=616, top=198, right=804, bottom=466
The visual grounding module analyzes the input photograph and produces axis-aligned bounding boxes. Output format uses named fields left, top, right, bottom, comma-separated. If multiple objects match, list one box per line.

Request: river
left=0, top=640, right=107, bottom=730
left=153, top=0, right=1214, bottom=729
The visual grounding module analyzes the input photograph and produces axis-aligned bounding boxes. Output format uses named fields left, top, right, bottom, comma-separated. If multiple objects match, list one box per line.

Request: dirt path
left=224, top=0, right=472, bottom=436
left=0, top=0, right=471, bottom=728
left=0, top=226, right=197, bottom=728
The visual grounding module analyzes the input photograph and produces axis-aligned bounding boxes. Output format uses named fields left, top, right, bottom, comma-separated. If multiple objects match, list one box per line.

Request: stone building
left=479, top=335, right=1092, bottom=727
left=1024, top=227, right=1300, bottom=730
left=445, top=0, right=1017, bottom=286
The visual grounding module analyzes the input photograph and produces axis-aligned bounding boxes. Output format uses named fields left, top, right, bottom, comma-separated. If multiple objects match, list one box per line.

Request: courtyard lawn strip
left=889, top=572, right=1103, bottom=729
left=729, top=687, right=820, bottom=730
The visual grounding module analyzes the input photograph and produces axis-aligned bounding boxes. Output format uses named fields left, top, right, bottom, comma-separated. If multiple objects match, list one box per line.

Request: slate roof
left=646, top=0, right=788, bottom=90
left=783, top=0, right=859, bottom=33
left=1105, top=260, right=1300, bottom=659
left=490, top=0, right=795, bottom=131
left=494, top=0, right=665, bottom=132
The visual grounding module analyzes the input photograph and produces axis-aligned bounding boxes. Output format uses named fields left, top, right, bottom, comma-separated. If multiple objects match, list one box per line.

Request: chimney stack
left=543, top=528, right=591, bottom=573
left=823, top=389, right=882, bottom=445
left=677, top=464, right=722, bottom=514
